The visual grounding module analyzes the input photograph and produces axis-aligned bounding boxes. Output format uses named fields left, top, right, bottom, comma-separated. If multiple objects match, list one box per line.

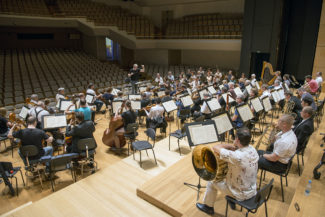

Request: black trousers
left=257, top=150, right=288, bottom=174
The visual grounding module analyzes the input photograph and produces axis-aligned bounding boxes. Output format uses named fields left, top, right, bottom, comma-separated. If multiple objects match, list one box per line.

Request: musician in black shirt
left=129, top=64, right=140, bottom=94
left=8, top=116, right=53, bottom=166
left=0, top=108, right=12, bottom=137
left=121, top=100, right=137, bottom=131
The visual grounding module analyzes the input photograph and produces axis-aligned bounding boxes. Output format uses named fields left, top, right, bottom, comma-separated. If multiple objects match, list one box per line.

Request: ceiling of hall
left=128, top=0, right=224, bottom=7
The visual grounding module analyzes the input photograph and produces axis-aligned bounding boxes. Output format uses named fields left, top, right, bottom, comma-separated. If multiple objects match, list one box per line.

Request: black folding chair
left=225, top=179, right=274, bottom=217
left=0, top=162, right=25, bottom=196
left=132, top=128, right=157, bottom=168
left=77, top=138, right=98, bottom=176
left=124, top=123, right=139, bottom=156
left=296, top=136, right=310, bottom=176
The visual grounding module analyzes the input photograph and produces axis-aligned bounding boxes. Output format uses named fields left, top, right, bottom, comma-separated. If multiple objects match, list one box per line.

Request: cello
left=102, top=101, right=126, bottom=148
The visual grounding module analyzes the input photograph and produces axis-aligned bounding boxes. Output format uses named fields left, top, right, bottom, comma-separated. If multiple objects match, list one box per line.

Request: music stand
left=180, top=94, right=194, bottom=108
left=85, top=94, right=95, bottom=104
left=236, top=103, right=254, bottom=123
left=162, top=100, right=178, bottom=135
left=211, top=111, right=234, bottom=143
left=206, top=98, right=222, bottom=113
left=130, top=100, right=141, bottom=111
left=59, top=99, right=75, bottom=112
left=184, top=120, right=219, bottom=200
left=18, top=106, right=30, bottom=120
left=41, top=114, right=67, bottom=130
left=207, top=86, right=217, bottom=95
left=128, top=94, right=141, bottom=100
left=112, top=100, right=123, bottom=115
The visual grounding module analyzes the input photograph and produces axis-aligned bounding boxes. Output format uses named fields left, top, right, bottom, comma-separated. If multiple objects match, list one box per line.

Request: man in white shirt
left=56, top=87, right=65, bottom=102
left=86, top=83, right=104, bottom=113
left=200, top=93, right=211, bottom=118
left=196, top=127, right=259, bottom=215
left=28, top=101, right=50, bottom=128
left=316, top=71, right=323, bottom=88
left=260, top=84, right=271, bottom=99
left=251, top=74, right=257, bottom=87
left=155, top=73, right=164, bottom=86
left=145, top=98, right=166, bottom=130
left=167, top=71, right=174, bottom=82
left=29, top=94, right=39, bottom=108
left=258, top=114, right=297, bottom=173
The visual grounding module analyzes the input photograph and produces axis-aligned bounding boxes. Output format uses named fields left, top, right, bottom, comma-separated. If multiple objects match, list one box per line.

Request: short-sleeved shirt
left=0, top=117, right=9, bottom=134
left=308, top=79, right=319, bottom=93
left=13, top=128, right=49, bottom=160
left=220, top=145, right=259, bottom=201
left=273, top=130, right=297, bottom=164
left=75, top=107, right=92, bottom=121
left=234, top=108, right=244, bottom=128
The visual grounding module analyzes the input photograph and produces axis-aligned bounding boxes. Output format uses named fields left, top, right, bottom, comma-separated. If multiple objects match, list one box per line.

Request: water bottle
left=304, top=180, right=312, bottom=196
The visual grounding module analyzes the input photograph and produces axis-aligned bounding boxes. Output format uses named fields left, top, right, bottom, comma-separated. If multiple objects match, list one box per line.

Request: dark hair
left=302, top=97, right=313, bottom=106
left=80, top=99, right=86, bottom=106
left=284, top=91, right=293, bottom=96
left=75, top=112, right=84, bottom=122
left=305, top=75, right=312, bottom=79
left=165, top=90, right=170, bottom=96
left=156, top=98, right=161, bottom=104
left=236, top=127, right=251, bottom=147
left=125, top=100, right=133, bottom=111
left=27, top=116, right=37, bottom=125
left=107, top=87, right=113, bottom=93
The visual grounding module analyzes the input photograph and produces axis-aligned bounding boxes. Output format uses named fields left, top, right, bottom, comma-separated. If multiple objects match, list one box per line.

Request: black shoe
left=229, top=201, right=236, bottom=210
left=196, top=203, right=214, bottom=215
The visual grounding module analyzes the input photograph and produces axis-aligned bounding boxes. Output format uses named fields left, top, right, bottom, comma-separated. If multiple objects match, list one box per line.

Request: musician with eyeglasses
left=294, top=106, right=314, bottom=153
left=257, top=114, right=297, bottom=173
left=305, top=75, right=319, bottom=94
left=297, top=87, right=316, bottom=110
left=196, top=128, right=259, bottom=215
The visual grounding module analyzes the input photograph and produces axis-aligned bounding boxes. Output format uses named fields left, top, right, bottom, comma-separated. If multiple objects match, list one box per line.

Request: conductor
left=129, top=64, right=140, bottom=94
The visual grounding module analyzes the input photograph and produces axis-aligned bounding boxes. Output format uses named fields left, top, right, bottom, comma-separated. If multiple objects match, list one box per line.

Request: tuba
left=192, top=145, right=228, bottom=181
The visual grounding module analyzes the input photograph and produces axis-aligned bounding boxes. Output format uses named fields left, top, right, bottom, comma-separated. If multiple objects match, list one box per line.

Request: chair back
left=179, top=108, right=191, bottom=118
left=77, top=138, right=97, bottom=152
left=20, top=145, right=39, bottom=158
left=194, top=115, right=205, bottom=122
left=284, top=155, right=295, bottom=176
left=146, top=128, right=156, bottom=144
left=125, top=123, right=139, bottom=134
left=50, top=154, right=78, bottom=172
left=298, top=135, right=311, bottom=154
left=254, top=178, right=274, bottom=205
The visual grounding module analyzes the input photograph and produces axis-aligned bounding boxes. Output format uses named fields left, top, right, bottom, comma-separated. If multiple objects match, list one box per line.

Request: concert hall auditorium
left=0, top=0, right=324, bottom=216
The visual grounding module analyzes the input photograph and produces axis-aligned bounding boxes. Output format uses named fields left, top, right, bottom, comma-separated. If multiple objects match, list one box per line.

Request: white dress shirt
left=260, top=90, right=271, bottom=99
left=28, top=106, right=50, bottom=122
left=146, top=104, right=165, bottom=119
left=155, top=77, right=164, bottom=85
left=251, top=78, right=257, bottom=87
left=56, top=93, right=65, bottom=102
left=200, top=101, right=211, bottom=114
left=219, top=145, right=259, bottom=201
left=316, top=76, right=323, bottom=87
left=273, top=130, right=297, bottom=164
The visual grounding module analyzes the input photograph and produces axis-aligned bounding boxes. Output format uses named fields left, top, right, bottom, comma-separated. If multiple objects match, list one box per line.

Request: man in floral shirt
left=196, top=127, right=259, bottom=215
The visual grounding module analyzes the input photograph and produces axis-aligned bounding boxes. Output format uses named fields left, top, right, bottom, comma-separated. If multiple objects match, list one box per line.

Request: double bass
left=102, top=101, right=126, bottom=148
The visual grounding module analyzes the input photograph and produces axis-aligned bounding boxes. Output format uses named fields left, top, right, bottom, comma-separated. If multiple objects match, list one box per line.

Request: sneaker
left=196, top=203, right=214, bottom=215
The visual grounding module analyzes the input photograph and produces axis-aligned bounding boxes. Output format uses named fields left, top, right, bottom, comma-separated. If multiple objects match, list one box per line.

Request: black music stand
left=211, top=111, right=234, bottom=143
left=184, top=120, right=219, bottom=201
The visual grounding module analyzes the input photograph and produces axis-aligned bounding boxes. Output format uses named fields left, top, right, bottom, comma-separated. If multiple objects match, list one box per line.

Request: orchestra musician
left=257, top=114, right=297, bottom=173
left=145, top=98, right=166, bottom=132
left=129, top=64, right=140, bottom=94
left=228, top=82, right=237, bottom=99
left=315, top=71, right=323, bottom=88
left=120, top=100, right=137, bottom=131
left=167, top=71, right=175, bottom=82
left=230, top=94, right=245, bottom=135
left=0, top=108, right=13, bottom=137
left=297, top=87, right=316, bottom=110
left=301, top=97, right=313, bottom=109
left=101, top=87, right=115, bottom=109
left=8, top=116, right=53, bottom=166
left=56, top=87, right=65, bottom=103
left=65, top=112, right=96, bottom=153
left=155, top=73, right=164, bottom=86
left=260, top=84, right=271, bottom=99
left=86, top=83, right=104, bottom=113
left=200, top=92, right=212, bottom=119
left=66, top=99, right=92, bottom=121
left=28, top=101, right=50, bottom=129
left=284, top=91, right=302, bottom=120
left=113, top=91, right=124, bottom=101
left=294, top=106, right=314, bottom=153
left=196, top=128, right=259, bottom=215
left=305, top=75, right=319, bottom=94
left=250, top=74, right=257, bottom=87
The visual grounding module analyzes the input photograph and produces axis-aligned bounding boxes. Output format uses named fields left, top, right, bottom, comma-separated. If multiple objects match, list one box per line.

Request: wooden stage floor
left=1, top=108, right=325, bottom=217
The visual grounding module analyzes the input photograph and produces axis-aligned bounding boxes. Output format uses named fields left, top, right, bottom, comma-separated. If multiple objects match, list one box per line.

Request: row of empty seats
left=0, top=0, right=242, bottom=39
left=0, top=48, right=128, bottom=107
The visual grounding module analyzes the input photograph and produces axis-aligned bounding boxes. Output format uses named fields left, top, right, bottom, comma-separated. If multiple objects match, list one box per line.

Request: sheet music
left=271, top=91, right=280, bottom=102
left=188, top=124, right=202, bottom=145
left=212, top=113, right=233, bottom=134
left=222, top=93, right=234, bottom=103
left=187, top=88, right=192, bottom=95
left=246, top=85, right=252, bottom=94
left=60, top=100, right=75, bottom=111
left=199, top=89, right=209, bottom=99
left=19, top=106, right=29, bottom=119
left=250, top=97, right=264, bottom=113
left=255, top=82, right=260, bottom=90
left=85, top=94, right=94, bottom=104
left=277, top=88, right=285, bottom=100
left=129, top=94, right=141, bottom=100
left=139, top=87, right=147, bottom=92
left=112, top=101, right=123, bottom=114
left=162, top=100, right=177, bottom=113
left=207, top=86, right=217, bottom=95
left=181, top=95, right=194, bottom=107
left=237, top=104, right=254, bottom=122
left=219, top=84, right=224, bottom=90
left=43, top=115, right=67, bottom=129
left=262, top=97, right=272, bottom=112
left=234, top=87, right=243, bottom=96
left=157, top=91, right=165, bottom=97
left=189, top=124, right=218, bottom=145
left=131, top=100, right=141, bottom=110
left=207, top=98, right=221, bottom=111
